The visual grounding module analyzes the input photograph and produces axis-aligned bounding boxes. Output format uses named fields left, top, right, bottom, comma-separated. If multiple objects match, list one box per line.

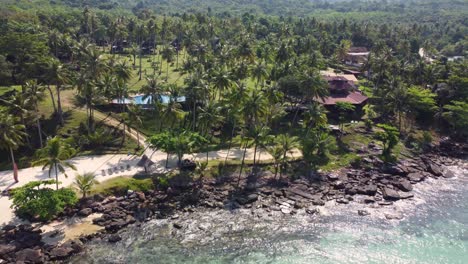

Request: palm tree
left=0, top=112, right=26, bottom=182
left=45, top=59, right=71, bottom=126
left=276, top=134, right=299, bottom=178
left=74, top=172, right=98, bottom=198
left=195, top=161, right=208, bottom=181
left=251, top=60, right=269, bottom=86
left=241, top=89, right=267, bottom=128
left=197, top=101, right=224, bottom=137
left=162, top=84, right=184, bottom=128
left=210, top=67, right=233, bottom=99
left=130, top=44, right=139, bottom=66
left=246, top=124, right=271, bottom=168
left=161, top=45, right=175, bottom=80
left=127, top=104, right=143, bottom=148
left=32, top=137, right=77, bottom=190
left=267, top=144, right=283, bottom=179
left=24, top=80, right=45, bottom=148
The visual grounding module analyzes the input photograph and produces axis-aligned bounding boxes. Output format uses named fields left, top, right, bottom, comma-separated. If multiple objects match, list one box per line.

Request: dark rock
left=442, top=169, right=455, bottom=178
left=385, top=212, right=403, bottom=220
left=333, top=181, right=345, bottom=189
left=378, top=201, right=393, bottom=206
left=2, top=224, right=15, bottom=231
left=327, top=173, right=340, bottom=181
left=49, top=246, right=74, bottom=260
left=336, top=198, right=349, bottom=204
left=78, top=208, right=93, bottom=217
left=358, top=210, right=370, bottom=216
left=236, top=193, right=258, bottom=205
left=15, top=248, right=43, bottom=263
left=0, top=243, right=16, bottom=256
left=173, top=223, right=183, bottom=229
left=306, top=207, right=319, bottom=215
left=135, top=192, right=146, bottom=201
left=395, top=179, right=413, bottom=192
left=108, top=234, right=122, bottom=243
left=382, top=188, right=400, bottom=201
left=364, top=198, right=375, bottom=204
left=399, top=193, right=414, bottom=199
left=427, top=163, right=443, bottom=176
left=407, top=172, right=425, bottom=182
left=356, top=184, right=378, bottom=196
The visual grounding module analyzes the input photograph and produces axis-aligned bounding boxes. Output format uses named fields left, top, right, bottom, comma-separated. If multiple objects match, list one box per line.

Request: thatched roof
left=136, top=155, right=155, bottom=167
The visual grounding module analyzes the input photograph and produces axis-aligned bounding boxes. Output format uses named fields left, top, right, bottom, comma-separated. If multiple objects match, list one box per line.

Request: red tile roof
left=317, top=91, right=368, bottom=105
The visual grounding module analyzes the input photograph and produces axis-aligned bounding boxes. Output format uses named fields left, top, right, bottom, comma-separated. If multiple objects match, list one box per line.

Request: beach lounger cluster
left=101, top=164, right=132, bottom=176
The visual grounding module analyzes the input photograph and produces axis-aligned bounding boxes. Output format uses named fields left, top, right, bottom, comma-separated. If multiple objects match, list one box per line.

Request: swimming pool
left=112, top=95, right=186, bottom=105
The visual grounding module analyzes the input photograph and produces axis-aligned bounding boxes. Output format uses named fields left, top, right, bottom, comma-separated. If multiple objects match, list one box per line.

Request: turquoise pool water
left=131, top=95, right=186, bottom=105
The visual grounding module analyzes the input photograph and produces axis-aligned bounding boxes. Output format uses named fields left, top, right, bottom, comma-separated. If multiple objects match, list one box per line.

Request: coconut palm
left=267, top=144, right=283, bottom=179
left=197, top=101, right=225, bottom=137
left=276, top=134, right=300, bottom=177
left=127, top=104, right=143, bottom=148
left=0, top=111, right=26, bottom=181
left=74, top=172, right=98, bottom=198
left=32, top=137, right=77, bottom=190
left=24, top=80, right=45, bottom=148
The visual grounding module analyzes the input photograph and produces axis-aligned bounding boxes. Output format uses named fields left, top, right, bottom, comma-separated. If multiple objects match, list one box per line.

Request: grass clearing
left=89, top=175, right=154, bottom=196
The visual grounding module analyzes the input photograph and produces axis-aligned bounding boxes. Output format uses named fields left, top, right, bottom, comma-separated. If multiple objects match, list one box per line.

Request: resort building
left=344, top=47, right=370, bottom=67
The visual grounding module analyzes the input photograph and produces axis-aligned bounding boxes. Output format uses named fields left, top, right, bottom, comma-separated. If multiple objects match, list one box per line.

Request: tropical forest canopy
left=0, top=0, right=466, bottom=173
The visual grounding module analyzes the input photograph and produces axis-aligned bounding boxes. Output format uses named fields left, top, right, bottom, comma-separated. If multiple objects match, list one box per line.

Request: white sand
left=1, top=147, right=302, bottom=226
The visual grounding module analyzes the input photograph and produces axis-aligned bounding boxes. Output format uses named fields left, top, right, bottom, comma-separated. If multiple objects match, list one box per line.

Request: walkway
left=0, top=145, right=301, bottom=226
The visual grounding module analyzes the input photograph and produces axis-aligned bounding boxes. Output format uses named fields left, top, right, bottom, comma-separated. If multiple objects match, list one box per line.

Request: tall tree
left=32, top=137, right=77, bottom=190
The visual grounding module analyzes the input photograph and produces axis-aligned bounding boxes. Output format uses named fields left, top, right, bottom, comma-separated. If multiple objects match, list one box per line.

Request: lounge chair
left=102, top=170, right=106, bottom=176
left=108, top=168, right=113, bottom=175
left=126, top=164, right=131, bottom=170
left=120, top=166, right=125, bottom=172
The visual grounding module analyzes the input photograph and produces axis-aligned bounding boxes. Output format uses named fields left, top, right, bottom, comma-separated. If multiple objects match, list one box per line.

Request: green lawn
left=88, top=175, right=154, bottom=196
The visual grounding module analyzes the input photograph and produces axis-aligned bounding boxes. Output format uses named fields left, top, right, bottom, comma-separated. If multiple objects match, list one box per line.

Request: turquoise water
left=132, top=95, right=186, bottom=105
left=72, top=165, right=467, bottom=264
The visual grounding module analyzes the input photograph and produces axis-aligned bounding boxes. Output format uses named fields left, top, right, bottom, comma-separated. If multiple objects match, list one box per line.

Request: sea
left=71, top=162, right=467, bottom=264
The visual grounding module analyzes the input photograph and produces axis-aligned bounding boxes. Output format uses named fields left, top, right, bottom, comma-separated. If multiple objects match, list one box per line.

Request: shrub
left=10, top=180, right=78, bottom=221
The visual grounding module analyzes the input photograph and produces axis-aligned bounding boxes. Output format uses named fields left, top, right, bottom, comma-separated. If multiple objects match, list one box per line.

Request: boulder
left=395, top=179, right=413, bottom=192
left=399, top=193, right=414, bottom=199
left=385, top=212, right=403, bottom=220
left=355, top=184, right=377, bottom=196
left=15, top=249, right=43, bottom=263
left=306, top=207, right=319, bottom=215
left=173, top=223, right=183, bottom=229
left=236, top=194, right=258, bottom=205
left=108, top=234, right=122, bottom=243
left=427, top=163, right=442, bottom=176
left=382, top=187, right=400, bottom=201
left=78, top=208, right=93, bottom=217
left=407, top=172, right=425, bottom=183
left=0, top=243, right=16, bottom=256
left=135, top=192, right=146, bottom=201
left=442, top=170, right=455, bottom=178
left=336, top=198, right=349, bottom=204
left=49, top=246, right=75, bottom=260
left=358, top=210, right=370, bottom=216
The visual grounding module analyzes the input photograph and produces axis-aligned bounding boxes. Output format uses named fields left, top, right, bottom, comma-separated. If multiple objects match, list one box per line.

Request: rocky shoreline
left=1, top=140, right=467, bottom=263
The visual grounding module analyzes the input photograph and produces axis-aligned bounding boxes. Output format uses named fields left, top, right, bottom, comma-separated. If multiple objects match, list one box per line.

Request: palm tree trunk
left=9, top=147, right=17, bottom=183
left=54, top=163, right=59, bottom=190
left=56, top=85, right=64, bottom=126
left=237, top=142, right=248, bottom=187
left=253, top=143, right=258, bottom=167
left=37, top=116, right=43, bottom=148
left=137, top=130, right=140, bottom=149
left=47, top=85, right=57, bottom=114
left=224, top=120, right=236, bottom=165
left=165, top=153, right=169, bottom=168
left=139, top=45, right=143, bottom=81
